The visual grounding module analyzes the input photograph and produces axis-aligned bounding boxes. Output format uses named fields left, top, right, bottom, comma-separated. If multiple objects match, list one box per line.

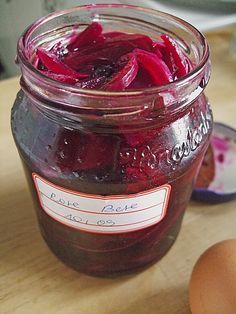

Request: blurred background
left=0, top=0, right=235, bottom=79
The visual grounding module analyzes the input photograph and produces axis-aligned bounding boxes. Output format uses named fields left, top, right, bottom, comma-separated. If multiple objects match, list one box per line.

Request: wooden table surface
left=1, top=28, right=236, bottom=314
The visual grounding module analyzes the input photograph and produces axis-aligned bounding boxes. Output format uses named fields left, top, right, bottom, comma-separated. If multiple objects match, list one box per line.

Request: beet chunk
left=161, top=34, right=190, bottom=78
left=134, top=49, right=173, bottom=85
left=103, top=53, right=138, bottom=91
left=37, top=48, right=87, bottom=78
left=56, top=130, right=116, bottom=172
left=68, top=22, right=103, bottom=50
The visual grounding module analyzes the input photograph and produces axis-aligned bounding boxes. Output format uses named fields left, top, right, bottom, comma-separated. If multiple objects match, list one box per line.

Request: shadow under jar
left=11, top=4, right=212, bottom=277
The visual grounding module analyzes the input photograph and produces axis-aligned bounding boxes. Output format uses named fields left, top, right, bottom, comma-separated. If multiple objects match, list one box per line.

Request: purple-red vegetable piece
left=103, top=53, right=138, bottom=91
left=56, top=131, right=116, bottom=172
left=36, top=48, right=88, bottom=78
left=161, top=34, right=190, bottom=78
left=68, top=22, right=103, bottom=50
left=134, top=48, right=173, bottom=85
left=64, top=34, right=153, bottom=71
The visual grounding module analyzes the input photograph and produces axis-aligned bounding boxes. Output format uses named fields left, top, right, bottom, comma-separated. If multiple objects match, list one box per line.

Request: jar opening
left=17, top=4, right=210, bottom=114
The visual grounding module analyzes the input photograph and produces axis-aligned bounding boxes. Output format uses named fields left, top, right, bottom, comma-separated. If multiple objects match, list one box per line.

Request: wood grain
left=0, top=28, right=236, bottom=314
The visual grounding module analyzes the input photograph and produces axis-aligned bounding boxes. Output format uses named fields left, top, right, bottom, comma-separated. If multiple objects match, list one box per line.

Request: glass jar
left=11, top=4, right=212, bottom=277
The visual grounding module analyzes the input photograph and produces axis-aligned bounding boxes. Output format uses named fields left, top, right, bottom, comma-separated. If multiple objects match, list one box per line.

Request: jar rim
left=17, top=3, right=210, bottom=99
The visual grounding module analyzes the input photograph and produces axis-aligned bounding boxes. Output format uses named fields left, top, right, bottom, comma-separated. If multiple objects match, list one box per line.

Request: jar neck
left=17, top=4, right=210, bottom=124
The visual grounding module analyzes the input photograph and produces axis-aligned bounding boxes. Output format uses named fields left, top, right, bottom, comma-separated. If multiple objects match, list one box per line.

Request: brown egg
left=189, top=239, right=236, bottom=314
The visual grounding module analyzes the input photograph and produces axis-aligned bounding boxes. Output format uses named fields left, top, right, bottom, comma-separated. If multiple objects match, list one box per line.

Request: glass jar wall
left=11, top=4, right=212, bottom=277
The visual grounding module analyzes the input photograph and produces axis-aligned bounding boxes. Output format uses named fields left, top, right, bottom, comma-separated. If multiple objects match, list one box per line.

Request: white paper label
left=32, top=173, right=171, bottom=234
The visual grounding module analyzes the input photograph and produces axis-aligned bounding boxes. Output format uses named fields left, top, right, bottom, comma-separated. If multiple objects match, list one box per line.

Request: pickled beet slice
left=161, top=34, right=189, bottom=78
left=127, top=67, right=155, bottom=89
left=103, top=54, right=138, bottom=91
left=64, top=42, right=130, bottom=70
left=123, top=129, right=159, bottom=147
left=134, top=49, right=173, bottom=85
left=37, top=48, right=88, bottom=78
left=119, top=144, right=166, bottom=193
left=68, top=22, right=103, bottom=50
left=153, top=41, right=165, bottom=58
left=56, top=131, right=115, bottom=172
left=64, top=34, right=153, bottom=70
left=104, top=33, right=153, bottom=51
left=103, top=31, right=126, bottom=39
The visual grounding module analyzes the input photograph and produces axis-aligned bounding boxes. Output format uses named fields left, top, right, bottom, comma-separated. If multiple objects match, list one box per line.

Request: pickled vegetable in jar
left=11, top=4, right=212, bottom=277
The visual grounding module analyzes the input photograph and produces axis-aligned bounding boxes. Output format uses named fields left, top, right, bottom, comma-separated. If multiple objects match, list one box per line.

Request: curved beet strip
left=134, top=49, right=173, bottom=85
left=153, top=42, right=164, bottom=59
left=68, top=22, right=103, bottom=50
left=64, top=34, right=153, bottom=70
left=65, top=42, right=131, bottom=70
left=103, top=31, right=126, bottom=39
left=56, top=131, right=115, bottom=172
left=104, top=33, right=153, bottom=51
left=37, top=48, right=88, bottom=78
left=103, top=54, right=138, bottom=91
left=161, top=34, right=189, bottom=78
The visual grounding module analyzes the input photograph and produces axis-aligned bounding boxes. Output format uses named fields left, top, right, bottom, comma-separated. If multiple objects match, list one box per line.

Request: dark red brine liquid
left=12, top=12, right=212, bottom=277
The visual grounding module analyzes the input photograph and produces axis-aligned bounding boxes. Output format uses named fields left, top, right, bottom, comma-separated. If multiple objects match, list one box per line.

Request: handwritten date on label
left=65, top=214, right=115, bottom=226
